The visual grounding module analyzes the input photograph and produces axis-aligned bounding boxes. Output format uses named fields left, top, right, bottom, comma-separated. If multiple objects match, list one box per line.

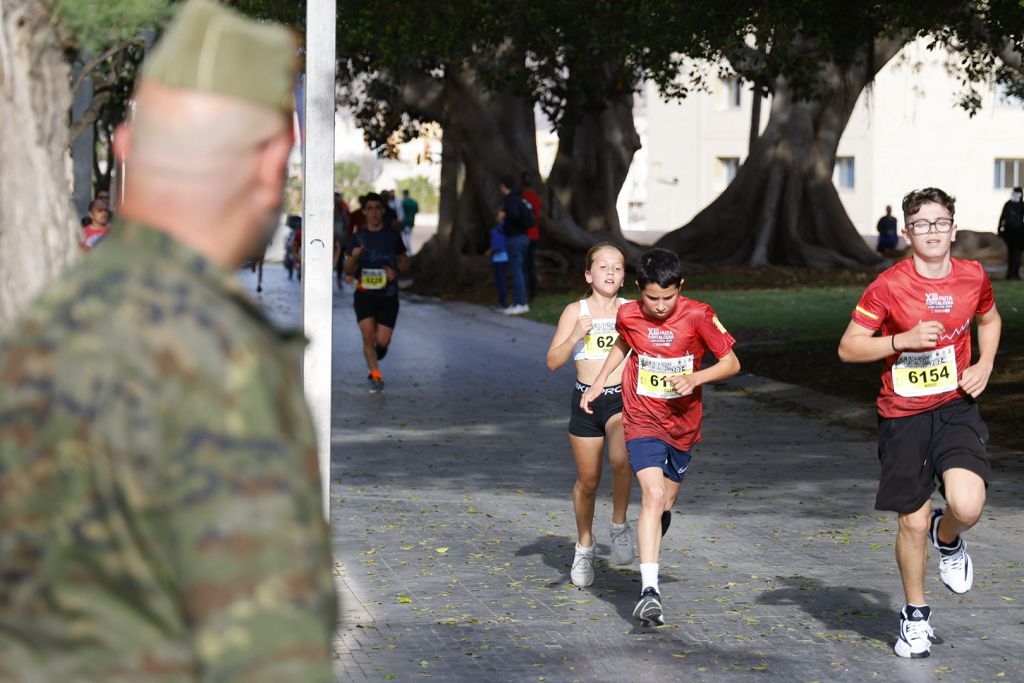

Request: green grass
left=529, top=281, right=1024, bottom=342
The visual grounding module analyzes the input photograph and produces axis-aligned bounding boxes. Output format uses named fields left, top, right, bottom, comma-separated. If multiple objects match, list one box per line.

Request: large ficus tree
left=654, top=0, right=1024, bottom=268
left=336, top=0, right=722, bottom=292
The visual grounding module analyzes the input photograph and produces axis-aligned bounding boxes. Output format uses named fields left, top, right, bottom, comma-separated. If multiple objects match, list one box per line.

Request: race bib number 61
left=637, top=354, right=693, bottom=399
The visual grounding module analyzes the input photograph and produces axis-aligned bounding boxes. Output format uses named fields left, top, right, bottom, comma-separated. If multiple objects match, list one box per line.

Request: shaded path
left=239, top=265, right=1024, bottom=682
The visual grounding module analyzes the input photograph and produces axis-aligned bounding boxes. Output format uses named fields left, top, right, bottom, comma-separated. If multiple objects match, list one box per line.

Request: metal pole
left=303, top=0, right=336, bottom=523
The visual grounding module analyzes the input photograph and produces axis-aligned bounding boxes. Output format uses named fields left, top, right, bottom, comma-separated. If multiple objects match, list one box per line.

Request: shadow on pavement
left=756, top=576, right=894, bottom=645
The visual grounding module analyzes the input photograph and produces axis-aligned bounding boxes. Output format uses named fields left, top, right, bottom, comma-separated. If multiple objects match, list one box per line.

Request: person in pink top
left=839, top=187, right=1002, bottom=659
left=581, top=247, right=740, bottom=626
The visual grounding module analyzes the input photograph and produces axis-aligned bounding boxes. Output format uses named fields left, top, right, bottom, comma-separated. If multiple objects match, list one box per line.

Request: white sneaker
left=930, top=508, right=973, bottom=594
left=609, top=521, right=635, bottom=565
left=570, top=543, right=595, bottom=587
left=894, top=605, right=934, bottom=658
left=502, top=304, right=529, bottom=315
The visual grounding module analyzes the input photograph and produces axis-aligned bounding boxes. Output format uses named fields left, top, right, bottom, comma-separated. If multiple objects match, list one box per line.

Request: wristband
left=891, top=335, right=898, bottom=352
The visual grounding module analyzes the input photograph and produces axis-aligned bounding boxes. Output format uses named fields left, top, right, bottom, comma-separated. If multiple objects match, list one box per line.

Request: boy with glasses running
left=839, top=187, right=1001, bottom=659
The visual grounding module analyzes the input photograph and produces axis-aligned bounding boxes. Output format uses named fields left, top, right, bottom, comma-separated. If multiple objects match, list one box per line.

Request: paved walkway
left=240, top=265, right=1024, bottom=682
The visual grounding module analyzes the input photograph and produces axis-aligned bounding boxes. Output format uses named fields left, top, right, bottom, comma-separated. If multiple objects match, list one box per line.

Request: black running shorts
left=569, top=382, right=623, bottom=437
left=353, top=292, right=399, bottom=328
left=875, top=399, right=990, bottom=514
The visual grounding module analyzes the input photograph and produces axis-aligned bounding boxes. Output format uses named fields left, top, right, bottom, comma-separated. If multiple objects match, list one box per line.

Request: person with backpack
left=997, top=186, right=1024, bottom=280
left=499, top=174, right=534, bottom=314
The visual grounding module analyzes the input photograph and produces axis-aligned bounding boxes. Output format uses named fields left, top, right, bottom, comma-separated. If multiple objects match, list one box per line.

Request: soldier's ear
left=113, top=123, right=133, bottom=163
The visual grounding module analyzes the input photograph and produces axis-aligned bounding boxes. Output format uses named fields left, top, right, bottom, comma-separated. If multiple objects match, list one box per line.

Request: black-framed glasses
left=906, top=218, right=954, bottom=235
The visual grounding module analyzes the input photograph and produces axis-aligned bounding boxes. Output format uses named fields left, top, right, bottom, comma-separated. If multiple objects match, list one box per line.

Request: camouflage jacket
left=0, top=222, right=336, bottom=682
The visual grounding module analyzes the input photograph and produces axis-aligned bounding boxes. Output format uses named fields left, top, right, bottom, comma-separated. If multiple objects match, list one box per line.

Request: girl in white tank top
left=545, top=243, right=634, bottom=586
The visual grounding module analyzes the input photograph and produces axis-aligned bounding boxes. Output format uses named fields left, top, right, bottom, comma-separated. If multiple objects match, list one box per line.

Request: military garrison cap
left=141, top=0, right=296, bottom=112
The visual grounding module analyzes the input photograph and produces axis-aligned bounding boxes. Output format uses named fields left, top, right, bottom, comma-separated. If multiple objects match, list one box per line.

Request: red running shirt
left=850, top=258, right=994, bottom=418
left=616, top=297, right=736, bottom=451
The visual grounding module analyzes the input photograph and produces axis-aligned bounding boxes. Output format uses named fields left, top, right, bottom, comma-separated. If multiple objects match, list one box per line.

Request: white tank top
left=571, top=298, right=626, bottom=361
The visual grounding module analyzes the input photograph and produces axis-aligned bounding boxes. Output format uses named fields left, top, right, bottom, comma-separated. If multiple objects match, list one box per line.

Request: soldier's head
left=114, top=0, right=297, bottom=266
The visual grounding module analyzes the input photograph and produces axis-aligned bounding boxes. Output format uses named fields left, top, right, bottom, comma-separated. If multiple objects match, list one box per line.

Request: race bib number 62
left=583, top=320, right=618, bottom=359
left=637, top=354, right=693, bottom=399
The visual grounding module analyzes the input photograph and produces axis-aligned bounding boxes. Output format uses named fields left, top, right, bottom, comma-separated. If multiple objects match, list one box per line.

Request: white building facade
left=637, top=38, right=1024, bottom=238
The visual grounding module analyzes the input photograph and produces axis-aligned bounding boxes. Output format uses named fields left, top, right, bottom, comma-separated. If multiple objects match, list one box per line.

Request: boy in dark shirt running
left=344, top=192, right=408, bottom=393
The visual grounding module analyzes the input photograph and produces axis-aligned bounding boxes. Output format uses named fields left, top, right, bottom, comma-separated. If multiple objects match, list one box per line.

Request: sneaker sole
left=633, top=597, right=664, bottom=626
left=940, top=553, right=973, bottom=594
left=894, top=638, right=930, bottom=659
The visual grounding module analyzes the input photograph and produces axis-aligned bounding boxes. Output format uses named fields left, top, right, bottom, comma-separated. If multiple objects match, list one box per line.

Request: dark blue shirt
left=346, top=226, right=406, bottom=296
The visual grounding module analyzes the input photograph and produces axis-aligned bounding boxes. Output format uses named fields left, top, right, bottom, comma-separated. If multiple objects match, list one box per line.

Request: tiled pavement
left=241, top=266, right=1024, bottom=682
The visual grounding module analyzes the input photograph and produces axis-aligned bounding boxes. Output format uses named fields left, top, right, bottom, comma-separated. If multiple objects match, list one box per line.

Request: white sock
left=640, top=563, right=659, bottom=592
left=610, top=521, right=628, bottom=531
left=576, top=542, right=594, bottom=554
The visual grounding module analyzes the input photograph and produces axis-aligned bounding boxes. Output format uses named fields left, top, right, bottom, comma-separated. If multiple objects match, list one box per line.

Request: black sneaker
left=661, top=510, right=672, bottom=537
left=633, top=587, right=664, bottom=626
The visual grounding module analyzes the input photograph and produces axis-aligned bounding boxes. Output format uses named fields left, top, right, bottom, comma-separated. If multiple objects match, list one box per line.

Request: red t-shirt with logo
left=850, top=258, right=994, bottom=418
left=615, top=297, right=736, bottom=450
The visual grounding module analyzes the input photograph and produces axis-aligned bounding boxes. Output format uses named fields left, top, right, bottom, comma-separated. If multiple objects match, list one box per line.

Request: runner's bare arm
left=838, top=319, right=945, bottom=363
left=396, top=252, right=410, bottom=273
left=668, top=350, right=741, bottom=396
left=959, top=304, right=1001, bottom=397
left=546, top=302, right=590, bottom=371
left=579, top=337, right=628, bottom=413
left=343, top=245, right=362, bottom=276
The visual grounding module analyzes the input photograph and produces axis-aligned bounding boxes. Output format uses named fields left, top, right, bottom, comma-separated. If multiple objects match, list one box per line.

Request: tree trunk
left=411, top=63, right=607, bottom=293
left=0, top=1, right=78, bottom=330
left=655, top=39, right=904, bottom=268
left=547, top=92, right=640, bottom=242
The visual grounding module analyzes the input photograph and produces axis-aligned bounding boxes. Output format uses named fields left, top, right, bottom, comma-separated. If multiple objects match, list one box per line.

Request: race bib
left=637, top=354, right=693, bottom=399
left=582, top=319, right=618, bottom=359
left=360, top=268, right=388, bottom=290
left=891, top=345, right=958, bottom=397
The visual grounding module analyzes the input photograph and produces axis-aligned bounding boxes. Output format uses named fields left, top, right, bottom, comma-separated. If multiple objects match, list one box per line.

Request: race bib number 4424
left=637, top=354, right=693, bottom=399
left=360, top=268, right=388, bottom=290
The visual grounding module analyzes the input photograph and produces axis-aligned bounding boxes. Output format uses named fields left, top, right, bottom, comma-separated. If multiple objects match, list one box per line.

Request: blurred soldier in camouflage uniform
left=0, top=1, right=337, bottom=680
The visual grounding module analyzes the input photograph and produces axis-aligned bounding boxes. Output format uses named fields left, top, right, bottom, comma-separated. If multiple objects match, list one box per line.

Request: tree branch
left=71, top=41, right=131, bottom=95
left=68, top=91, right=110, bottom=145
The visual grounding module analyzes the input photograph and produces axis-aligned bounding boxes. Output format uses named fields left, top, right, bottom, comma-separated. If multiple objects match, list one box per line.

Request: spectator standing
left=485, top=206, right=510, bottom=311
left=400, top=188, right=419, bottom=253
left=997, top=186, right=1024, bottom=280
left=877, top=204, right=899, bottom=254
left=499, top=174, right=532, bottom=315
left=0, top=1, right=337, bottom=680
left=521, top=171, right=543, bottom=301
left=80, top=199, right=110, bottom=250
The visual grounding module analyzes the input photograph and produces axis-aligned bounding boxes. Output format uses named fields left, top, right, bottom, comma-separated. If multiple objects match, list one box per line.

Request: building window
left=833, top=157, right=855, bottom=189
left=718, top=157, right=740, bottom=186
left=721, top=78, right=742, bottom=109
left=995, top=158, right=1024, bottom=188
